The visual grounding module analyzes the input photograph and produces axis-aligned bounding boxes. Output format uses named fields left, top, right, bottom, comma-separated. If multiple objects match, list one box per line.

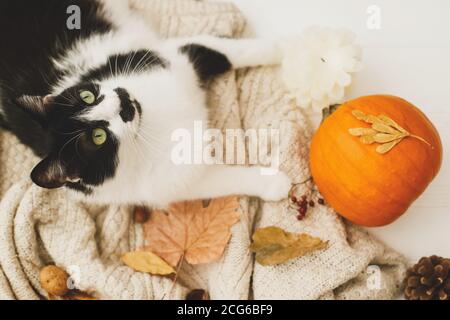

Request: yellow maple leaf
left=122, top=251, right=175, bottom=275
left=143, top=197, right=241, bottom=267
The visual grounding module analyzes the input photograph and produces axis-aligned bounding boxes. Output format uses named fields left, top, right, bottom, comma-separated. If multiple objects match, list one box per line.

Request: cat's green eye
left=92, top=128, right=107, bottom=146
left=80, top=90, right=96, bottom=105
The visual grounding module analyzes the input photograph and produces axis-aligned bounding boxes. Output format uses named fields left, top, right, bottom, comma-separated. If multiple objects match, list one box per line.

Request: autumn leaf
left=63, top=291, right=97, bottom=300
left=349, top=110, right=432, bottom=154
left=250, top=227, right=328, bottom=266
left=122, top=251, right=175, bottom=275
left=143, top=197, right=241, bottom=267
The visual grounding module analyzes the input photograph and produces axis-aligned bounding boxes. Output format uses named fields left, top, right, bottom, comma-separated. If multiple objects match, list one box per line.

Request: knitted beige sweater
left=0, top=0, right=407, bottom=300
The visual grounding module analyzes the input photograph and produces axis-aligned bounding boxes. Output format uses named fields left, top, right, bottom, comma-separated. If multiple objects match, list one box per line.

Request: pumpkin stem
left=321, top=105, right=341, bottom=123
left=409, top=134, right=433, bottom=149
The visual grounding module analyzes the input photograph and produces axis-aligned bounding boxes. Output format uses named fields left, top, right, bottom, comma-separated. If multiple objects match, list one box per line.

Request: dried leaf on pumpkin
left=348, top=109, right=432, bottom=154
left=143, top=196, right=241, bottom=267
left=250, top=226, right=328, bottom=266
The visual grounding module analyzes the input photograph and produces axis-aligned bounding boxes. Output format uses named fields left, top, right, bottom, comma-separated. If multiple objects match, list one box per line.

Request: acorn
left=186, top=289, right=210, bottom=300
left=39, top=265, right=69, bottom=297
left=134, top=206, right=151, bottom=223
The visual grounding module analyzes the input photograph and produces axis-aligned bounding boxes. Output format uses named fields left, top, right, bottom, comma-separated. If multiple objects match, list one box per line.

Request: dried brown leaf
left=360, top=135, right=376, bottom=144
left=378, top=114, right=407, bottom=133
left=373, top=133, right=405, bottom=143
left=371, top=122, right=399, bottom=134
left=143, top=197, right=241, bottom=267
left=376, top=139, right=403, bottom=154
left=250, top=227, right=328, bottom=266
left=122, top=251, right=175, bottom=275
left=366, top=114, right=385, bottom=125
left=351, top=110, right=368, bottom=121
left=349, top=128, right=377, bottom=137
left=349, top=109, right=431, bottom=154
left=63, top=290, right=97, bottom=300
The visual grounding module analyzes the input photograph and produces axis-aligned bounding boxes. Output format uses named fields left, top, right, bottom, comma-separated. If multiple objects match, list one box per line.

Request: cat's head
left=14, top=51, right=183, bottom=197
left=15, top=81, right=144, bottom=194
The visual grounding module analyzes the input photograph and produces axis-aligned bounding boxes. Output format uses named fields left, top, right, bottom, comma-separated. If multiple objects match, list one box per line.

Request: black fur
left=114, top=88, right=137, bottom=123
left=0, top=0, right=119, bottom=191
left=180, top=44, right=232, bottom=83
left=80, top=50, right=168, bottom=84
left=0, top=0, right=113, bottom=156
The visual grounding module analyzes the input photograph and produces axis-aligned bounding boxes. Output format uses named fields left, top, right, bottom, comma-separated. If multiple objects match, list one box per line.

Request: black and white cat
left=0, top=0, right=291, bottom=208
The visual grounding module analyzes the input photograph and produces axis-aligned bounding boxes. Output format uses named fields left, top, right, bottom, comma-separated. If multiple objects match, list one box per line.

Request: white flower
left=281, top=27, right=362, bottom=110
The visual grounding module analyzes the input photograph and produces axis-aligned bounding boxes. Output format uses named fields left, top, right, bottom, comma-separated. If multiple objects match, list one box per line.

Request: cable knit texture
left=0, top=0, right=407, bottom=300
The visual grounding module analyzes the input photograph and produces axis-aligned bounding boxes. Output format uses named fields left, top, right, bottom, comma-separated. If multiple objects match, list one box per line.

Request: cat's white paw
left=259, top=171, right=292, bottom=202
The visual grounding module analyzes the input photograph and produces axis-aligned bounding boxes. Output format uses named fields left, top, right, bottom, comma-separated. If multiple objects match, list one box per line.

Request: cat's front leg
left=167, top=36, right=283, bottom=69
left=187, top=165, right=292, bottom=202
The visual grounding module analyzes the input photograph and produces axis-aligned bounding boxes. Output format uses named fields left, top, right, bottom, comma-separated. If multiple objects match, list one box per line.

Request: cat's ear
left=31, top=155, right=79, bottom=189
left=15, top=95, right=54, bottom=117
left=179, top=44, right=231, bottom=83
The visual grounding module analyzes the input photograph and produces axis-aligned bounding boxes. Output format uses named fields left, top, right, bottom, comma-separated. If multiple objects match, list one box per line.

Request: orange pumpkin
left=310, top=95, right=443, bottom=227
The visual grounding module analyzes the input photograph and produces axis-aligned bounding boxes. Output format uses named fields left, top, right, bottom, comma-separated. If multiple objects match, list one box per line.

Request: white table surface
left=225, top=0, right=450, bottom=262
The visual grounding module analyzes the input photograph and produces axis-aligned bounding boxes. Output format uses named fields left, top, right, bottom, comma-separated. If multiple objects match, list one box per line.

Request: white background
left=226, top=0, right=450, bottom=262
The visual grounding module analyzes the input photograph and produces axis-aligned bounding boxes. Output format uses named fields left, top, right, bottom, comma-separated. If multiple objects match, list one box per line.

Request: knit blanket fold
left=0, top=0, right=407, bottom=300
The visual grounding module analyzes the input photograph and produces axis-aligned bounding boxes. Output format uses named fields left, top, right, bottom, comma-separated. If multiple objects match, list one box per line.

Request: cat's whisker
left=58, top=91, right=77, bottom=104
left=0, top=80, right=14, bottom=92
left=136, top=130, right=164, bottom=146
left=53, top=128, right=84, bottom=136
left=38, top=71, right=53, bottom=89
left=53, top=102, right=76, bottom=108
left=124, top=124, right=145, bottom=162
left=125, top=50, right=139, bottom=76
left=137, top=126, right=166, bottom=142
left=131, top=136, right=147, bottom=164
left=108, top=57, right=114, bottom=79
left=135, top=132, right=163, bottom=156
left=75, top=134, right=86, bottom=164
left=130, top=50, right=151, bottom=76
left=115, top=55, right=119, bottom=78
left=58, top=132, right=83, bottom=160
left=134, top=55, right=159, bottom=75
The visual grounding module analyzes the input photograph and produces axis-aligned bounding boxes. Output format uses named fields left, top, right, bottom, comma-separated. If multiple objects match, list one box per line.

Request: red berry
left=297, top=212, right=306, bottom=221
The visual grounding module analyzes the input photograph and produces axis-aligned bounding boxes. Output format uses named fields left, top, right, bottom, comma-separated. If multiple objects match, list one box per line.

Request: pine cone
left=404, top=255, right=450, bottom=300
